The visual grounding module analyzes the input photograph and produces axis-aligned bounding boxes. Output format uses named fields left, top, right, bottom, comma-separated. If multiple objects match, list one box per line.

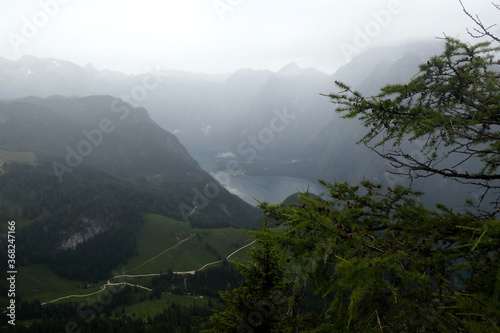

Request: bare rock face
left=59, top=217, right=109, bottom=250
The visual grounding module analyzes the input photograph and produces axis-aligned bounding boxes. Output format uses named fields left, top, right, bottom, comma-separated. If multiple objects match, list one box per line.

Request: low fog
left=0, top=0, right=498, bottom=74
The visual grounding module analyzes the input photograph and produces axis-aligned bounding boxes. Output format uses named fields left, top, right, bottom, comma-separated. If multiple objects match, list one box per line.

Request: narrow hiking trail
left=41, top=235, right=255, bottom=305
left=122, top=233, right=197, bottom=274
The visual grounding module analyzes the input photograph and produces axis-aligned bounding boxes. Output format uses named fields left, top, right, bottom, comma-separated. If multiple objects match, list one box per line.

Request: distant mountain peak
left=85, top=62, right=98, bottom=72
left=276, top=62, right=328, bottom=79
left=278, top=62, right=302, bottom=77
left=19, top=54, right=39, bottom=62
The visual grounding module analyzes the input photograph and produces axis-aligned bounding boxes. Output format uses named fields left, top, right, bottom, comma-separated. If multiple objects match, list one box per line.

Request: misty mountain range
left=0, top=39, right=475, bottom=210
left=0, top=40, right=440, bottom=166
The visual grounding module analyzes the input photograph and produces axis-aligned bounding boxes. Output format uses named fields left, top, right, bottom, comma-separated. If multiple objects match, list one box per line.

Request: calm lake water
left=210, top=171, right=325, bottom=205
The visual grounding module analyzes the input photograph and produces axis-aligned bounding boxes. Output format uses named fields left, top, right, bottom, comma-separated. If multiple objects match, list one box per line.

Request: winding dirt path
left=41, top=236, right=255, bottom=305
left=226, top=240, right=256, bottom=259
left=124, top=233, right=197, bottom=274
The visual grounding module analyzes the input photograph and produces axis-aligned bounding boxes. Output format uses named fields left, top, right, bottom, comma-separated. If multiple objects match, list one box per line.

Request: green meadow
left=110, top=293, right=217, bottom=319
left=10, top=214, right=253, bottom=309
left=120, top=214, right=252, bottom=274
left=0, top=149, right=37, bottom=165
left=16, top=264, right=105, bottom=303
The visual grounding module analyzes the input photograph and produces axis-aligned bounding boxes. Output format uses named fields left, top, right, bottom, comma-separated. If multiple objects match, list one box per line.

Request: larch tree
left=209, top=2, right=500, bottom=332
left=255, top=38, right=500, bottom=331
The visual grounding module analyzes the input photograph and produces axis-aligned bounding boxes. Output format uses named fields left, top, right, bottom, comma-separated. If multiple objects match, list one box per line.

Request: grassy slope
left=16, top=264, right=106, bottom=303
left=120, top=214, right=252, bottom=274
left=110, top=293, right=216, bottom=319
left=0, top=149, right=37, bottom=164
left=12, top=214, right=253, bottom=305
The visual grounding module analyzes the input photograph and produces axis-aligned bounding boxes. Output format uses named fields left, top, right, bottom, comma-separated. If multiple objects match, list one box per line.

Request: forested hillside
left=0, top=95, right=259, bottom=290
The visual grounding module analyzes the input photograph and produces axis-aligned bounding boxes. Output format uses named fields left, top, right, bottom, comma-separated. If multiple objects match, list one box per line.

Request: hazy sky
left=0, top=0, right=498, bottom=75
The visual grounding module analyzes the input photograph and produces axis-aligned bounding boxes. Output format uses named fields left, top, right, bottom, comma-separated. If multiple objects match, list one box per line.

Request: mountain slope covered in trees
left=0, top=96, right=259, bottom=283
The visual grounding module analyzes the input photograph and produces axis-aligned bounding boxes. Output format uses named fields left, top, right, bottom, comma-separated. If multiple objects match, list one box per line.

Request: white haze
left=0, top=0, right=498, bottom=75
